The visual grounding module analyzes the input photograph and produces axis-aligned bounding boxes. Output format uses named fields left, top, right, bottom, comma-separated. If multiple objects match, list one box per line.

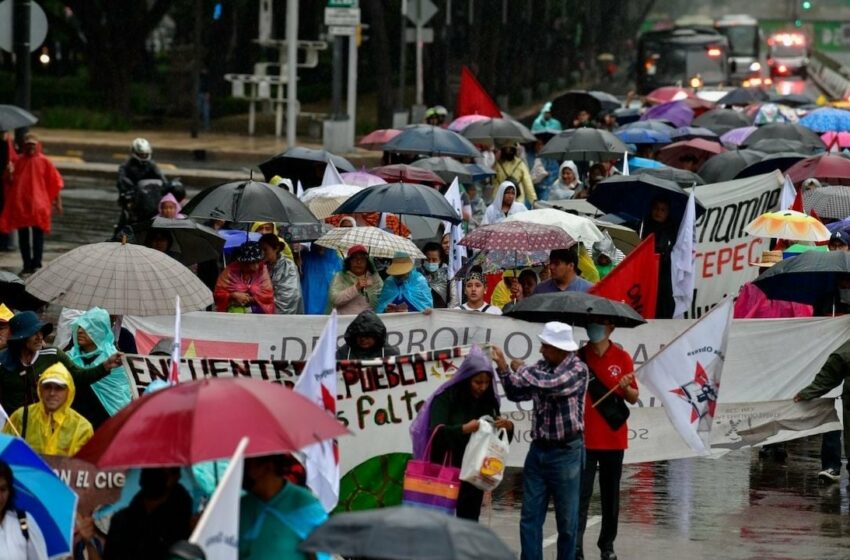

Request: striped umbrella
left=314, top=226, right=425, bottom=259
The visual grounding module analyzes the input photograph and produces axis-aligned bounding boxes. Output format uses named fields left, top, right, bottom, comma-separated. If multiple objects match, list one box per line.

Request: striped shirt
left=497, top=354, right=588, bottom=441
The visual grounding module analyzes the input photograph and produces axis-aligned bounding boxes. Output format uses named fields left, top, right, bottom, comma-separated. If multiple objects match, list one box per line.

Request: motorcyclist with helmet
left=116, top=138, right=183, bottom=229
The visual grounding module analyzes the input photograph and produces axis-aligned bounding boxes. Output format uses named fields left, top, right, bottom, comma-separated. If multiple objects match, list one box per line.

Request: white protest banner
left=688, top=171, right=783, bottom=317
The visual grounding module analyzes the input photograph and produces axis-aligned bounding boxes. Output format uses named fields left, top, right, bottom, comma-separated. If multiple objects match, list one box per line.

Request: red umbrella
left=358, top=128, right=401, bottom=151
left=786, top=154, right=850, bottom=186
left=459, top=221, right=576, bottom=251
left=821, top=131, right=850, bottom=150
left=75, top=378, right=349, bottom=468
left=645, top=86, right=695, bottom=105
left=371, top=164, right=446, bottom=186
left=656, top=138, right=726, bottom=169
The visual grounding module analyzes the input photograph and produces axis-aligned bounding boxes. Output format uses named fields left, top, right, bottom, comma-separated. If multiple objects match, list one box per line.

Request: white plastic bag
left=459, top=415, right=509, bottom=491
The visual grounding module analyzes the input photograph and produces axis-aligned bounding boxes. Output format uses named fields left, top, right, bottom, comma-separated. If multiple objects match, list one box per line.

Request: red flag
left=455, top=65, right=501, bottom=118
left=590, top=234, right=660, bottom=319
left=791, top=187, right=804, bottom=213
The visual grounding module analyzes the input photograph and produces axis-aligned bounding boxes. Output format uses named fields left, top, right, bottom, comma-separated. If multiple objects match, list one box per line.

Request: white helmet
left=131, top=138, right=152, bottom=161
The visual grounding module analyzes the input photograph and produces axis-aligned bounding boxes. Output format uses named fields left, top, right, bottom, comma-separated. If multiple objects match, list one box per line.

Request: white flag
left=443, top=178, right=466, bottom=296
left=779, top=174, right=796, bottom=211
left=294, top=311, right=340, bottom=511
left=320, top=160, right=344, bottom=187
left=190, top=437, right=249, bottom=560
left=639, top=298, right=734, bottom=454
left=296, top=179, right=305, bottom=200
left=622, top=152, right=630, bottom=176
left=169, top=296, right=181, bottom=385
left=671, top=190, right=696, bottom=318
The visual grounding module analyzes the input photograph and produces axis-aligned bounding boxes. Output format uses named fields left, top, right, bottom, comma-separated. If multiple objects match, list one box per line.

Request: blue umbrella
left=628, top=156, right=667, bottom=169
left=465, top=162, right=495, bottom=181
left=383, top=124, right=482, bottom=158
left=0, top=434, right=77, bottom=558
left=827, top=217, right=850, bottom=233
left=219, top=229, right=261, bottom=250
left=614, top=128, right=671, bottom=145
left=800, top=108, right=850, bottom=133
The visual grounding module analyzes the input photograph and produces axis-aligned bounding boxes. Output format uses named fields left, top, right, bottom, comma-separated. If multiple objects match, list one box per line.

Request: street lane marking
left=543, top=516, right=600, bottom=548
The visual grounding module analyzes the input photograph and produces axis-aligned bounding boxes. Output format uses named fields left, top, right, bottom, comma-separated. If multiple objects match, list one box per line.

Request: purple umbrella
left=827, top=217, right=850, bottom=233
left=640, top=101, right=694, bottom=128
left=720, top=126, right=758, bottom=146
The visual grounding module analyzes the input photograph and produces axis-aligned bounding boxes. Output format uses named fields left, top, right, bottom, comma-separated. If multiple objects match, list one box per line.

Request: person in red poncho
left=0, top=133, right=63, bottom=274
left=214, top=241, right=274, bottom=314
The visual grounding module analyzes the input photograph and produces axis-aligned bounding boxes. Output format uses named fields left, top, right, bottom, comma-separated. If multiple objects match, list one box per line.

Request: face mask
left=424, top=262, right=439, bottom=273
left=840, top=289, right=850, bottom=304
left=586, top=323, right=608, bottom=343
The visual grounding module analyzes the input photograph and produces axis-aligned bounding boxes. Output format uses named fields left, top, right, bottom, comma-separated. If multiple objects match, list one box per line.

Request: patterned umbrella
left=646, top=86, right=694, bottom=105
left=505, top=208, right=605, bottom=245
left=720, top=126, right=758, bottom=146
left=821, top=131, right=850, bottom=150
left=314, top=226, right=425, bottom=259
left=300, top=183, right=364, bottom=219
left=26, top=241, right=213, bottom=315
left=459, top=221, right=576, bottom=251
left=749, top=103, right=799, bottom=125
left=357, top=128, right=401, bottom=150
left=744, top=210, right=830, bottom=242
left=803, top=186, right=850, bottom=220
left=452, top=249, right=551, bottom=278
left=800, top=108, right=850, bottom=133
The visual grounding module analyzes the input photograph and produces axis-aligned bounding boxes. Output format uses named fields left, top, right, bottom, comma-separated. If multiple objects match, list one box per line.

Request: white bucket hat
left=538, top=322, right=578, bottom=352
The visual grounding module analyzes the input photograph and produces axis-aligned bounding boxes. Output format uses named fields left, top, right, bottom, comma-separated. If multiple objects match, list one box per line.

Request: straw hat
left=386, top=252, right=414, bottom=276
left=751, top=250, right=783, bottom=268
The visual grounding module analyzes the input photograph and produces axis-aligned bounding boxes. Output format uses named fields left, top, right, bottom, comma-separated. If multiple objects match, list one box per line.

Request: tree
left=63, top=0, right=175, bottom=115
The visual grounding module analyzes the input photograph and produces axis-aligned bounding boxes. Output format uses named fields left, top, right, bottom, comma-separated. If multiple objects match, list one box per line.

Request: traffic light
left=795, top=18, right=803, bottom=27
left=802, top=0, right=812, bottom=9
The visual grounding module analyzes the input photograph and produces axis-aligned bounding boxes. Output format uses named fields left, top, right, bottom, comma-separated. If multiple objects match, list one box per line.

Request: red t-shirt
left=581, top=342, right=637, bottom=450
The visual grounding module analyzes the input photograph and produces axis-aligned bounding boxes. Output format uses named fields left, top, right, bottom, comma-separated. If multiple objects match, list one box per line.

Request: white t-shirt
left=457, top=302, right=502, bottom=315
left=0, top=510, right=48, bottom=560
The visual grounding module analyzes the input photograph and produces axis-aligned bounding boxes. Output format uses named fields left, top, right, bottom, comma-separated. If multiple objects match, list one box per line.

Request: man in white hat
left=491, top=323, right=588, bottom=560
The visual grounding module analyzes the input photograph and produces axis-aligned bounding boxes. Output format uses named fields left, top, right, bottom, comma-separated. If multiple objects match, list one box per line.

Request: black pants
left=822, top=430, right=842, bottom=471
left=455, top=481, right=484, bottom=521
left=578, top=449, right=624, bottom=554
left=18, top=227, right=44, bottom=270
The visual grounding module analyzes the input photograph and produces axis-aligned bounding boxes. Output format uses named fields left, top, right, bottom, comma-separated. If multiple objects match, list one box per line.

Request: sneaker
left=818, top=468, right=841, bottom=483
left=601, top=551, right=618, bottom=560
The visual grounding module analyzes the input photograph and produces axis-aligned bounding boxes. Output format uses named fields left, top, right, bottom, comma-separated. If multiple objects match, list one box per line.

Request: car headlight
left=749, top=61, right=761, bottom=72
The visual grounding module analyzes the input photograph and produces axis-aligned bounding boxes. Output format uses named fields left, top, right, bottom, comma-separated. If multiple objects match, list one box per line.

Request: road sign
left=329, top=25, right=356, bottom=37
left=325, top=7, right=360, bottom=26
left=405, top=27, right=434, bottom=43
left=0, top=0, right=48, bottom=54
left=328, top=0, right=358, bottom=6
left=406, top=0, right=438, bottom=27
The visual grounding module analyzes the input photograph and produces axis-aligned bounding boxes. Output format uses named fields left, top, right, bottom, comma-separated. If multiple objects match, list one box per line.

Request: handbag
left=580, top=348, right=630, bottom=431
left=459, top=416, right=510, bottom=492
left=403, top=426, right=461, bottom=515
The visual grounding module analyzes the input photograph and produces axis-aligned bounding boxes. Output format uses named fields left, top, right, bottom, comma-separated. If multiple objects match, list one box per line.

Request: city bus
left=636, top=27, right=730, bottom=94
left=714, top=15, right=762, bottom=81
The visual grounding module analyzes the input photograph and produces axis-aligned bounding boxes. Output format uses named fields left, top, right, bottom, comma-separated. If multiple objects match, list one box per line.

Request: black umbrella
left=741, top=123, right=827, bottom=152
left=182, top=180, right=321, bottom=226
left=692, top=109, right=752, bottom=135
left=299, top=506, right=515, bottom=560
left=0, top=105, right=37, bottom=130
left=461, top=117, right=536, bottom=145
left=411, top=156, right=473, bottom=183
left=131, top=217, right=225, bottom=266
left=383, top=124, right=482, bottom=158
left=503, top=291, right=647, bottom=328
left=753, top=251, right=850, bottom=306
left=633, top=166, right=705, bottom=188
left=747, top=138, right=820, bottom=156
left=697, top=149, right=766, bottom=183
left=769, top=93, right=816, bottom=107
left=716, top=87, right=770, bottom=106
left=588, top=174, right=705, bottom=225
left=539, top=128, right=629, bottom=162
left=333, top=182, right=462, bottom=224
left=670, top=126, right=719, bottom=142
left=258, top=147, right=355, bottom=187
left=0, top=271, right=45, bottom=311
left=550, top=91, right=603, bottom=125
left=734, top=152, right=806, bottom=179
left=589, top=90, right=623, bottom=111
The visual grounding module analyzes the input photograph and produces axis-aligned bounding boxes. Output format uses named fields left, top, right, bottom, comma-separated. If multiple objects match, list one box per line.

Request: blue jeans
left=521, top=437, right=585, bottom=560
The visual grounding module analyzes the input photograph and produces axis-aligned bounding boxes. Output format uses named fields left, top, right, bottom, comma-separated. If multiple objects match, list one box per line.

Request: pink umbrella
left=821, top=131, right=850, bottom=150
left=448, top=114, right=488, bottom=132
left=357, top=128, right=401, bottom=150
left=340, top=170, right=387, bottom=188
left=720, top=126, right=758, bottom=146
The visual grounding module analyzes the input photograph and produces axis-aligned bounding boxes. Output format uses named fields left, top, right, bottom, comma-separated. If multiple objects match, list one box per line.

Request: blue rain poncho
left=376, top=269, right=434, bottom=313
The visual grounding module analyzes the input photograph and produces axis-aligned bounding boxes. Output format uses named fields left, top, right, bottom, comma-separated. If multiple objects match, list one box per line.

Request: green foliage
left=38, top=107, right=132, bottom=131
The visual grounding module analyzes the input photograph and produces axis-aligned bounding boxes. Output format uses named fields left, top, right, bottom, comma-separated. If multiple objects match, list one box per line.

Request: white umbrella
left=745, top=210, right=830, bottom=242
left=506, top=208, right=606, bottom=245
left=301, top=184, right=364, bottom=219
left=26, top=241, right=213, bottom=316
left=315, top=226, right=425, bottom=259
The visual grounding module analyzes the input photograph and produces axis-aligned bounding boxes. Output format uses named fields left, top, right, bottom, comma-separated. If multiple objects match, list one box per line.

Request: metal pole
left=398, top=0, right=407, bottom=109
left=285, top=0, right=298, bottom=146
left=190, top=0, right=202, bottom=138
left=346, top=33, right=358, bottom=145
left=331, top=35, right=344, bottom=119
left=13, top=0, right=31, bottom=112
left=415, top=0, right=423, bottom=106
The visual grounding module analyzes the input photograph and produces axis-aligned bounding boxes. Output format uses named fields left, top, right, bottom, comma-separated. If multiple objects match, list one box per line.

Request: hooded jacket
left=4, top=364, right=93, bottom=456
left=156, top=193, right=186, bottom=219
left=493, top=153, right=536, bottom=206
left=66, top=308, right=133, bottom=422
left=336, top=310, right=400, bottom=360
left=328, top=255, right=383, bottom=315
left=549, top=161, right=582, bottom=201
left=376, top=269, right=434, bottom=313
left=0, top=141, right=63, bottom=234
left=482, top=181, right=529, bottom=225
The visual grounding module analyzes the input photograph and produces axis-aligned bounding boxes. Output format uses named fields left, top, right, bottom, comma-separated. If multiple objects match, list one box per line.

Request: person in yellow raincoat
left=3, top=363, right=93, bottom=456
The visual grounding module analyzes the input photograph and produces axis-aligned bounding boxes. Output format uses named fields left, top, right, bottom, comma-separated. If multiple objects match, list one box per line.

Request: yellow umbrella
left=744, top=210, right=830, bottom=242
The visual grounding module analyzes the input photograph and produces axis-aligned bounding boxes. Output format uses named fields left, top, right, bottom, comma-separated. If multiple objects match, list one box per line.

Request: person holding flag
left=576, top=321, right=639, bottom=560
